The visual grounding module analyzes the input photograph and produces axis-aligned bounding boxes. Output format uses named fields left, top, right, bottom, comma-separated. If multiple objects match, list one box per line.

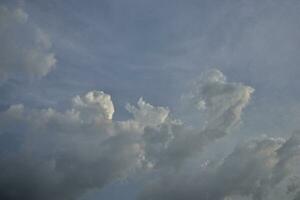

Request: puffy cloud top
left=184, top=69, right=254, bottom=131
left=72, top=90, right=115, bottom=120
left=126, top=97, right=170, bottom=127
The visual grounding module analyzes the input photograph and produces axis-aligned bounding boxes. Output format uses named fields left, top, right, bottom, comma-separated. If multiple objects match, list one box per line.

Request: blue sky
left=2, top=0, right=300, bottom=120
left=0, top=0, right=300, bottom=200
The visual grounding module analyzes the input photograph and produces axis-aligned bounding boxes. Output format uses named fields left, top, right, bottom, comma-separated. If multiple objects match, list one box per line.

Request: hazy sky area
left=0, top=0, right=300, bottom=200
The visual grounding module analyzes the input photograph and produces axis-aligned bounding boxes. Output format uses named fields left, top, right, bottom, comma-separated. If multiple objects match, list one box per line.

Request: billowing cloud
left=0, top=5, right=56, bottom=82
left=140, top=134, right=300, bottom=200
left=142, top=69, right=254, bottom=168
left=183, top=69, right=254, bottom=131
left=0, top=70, right=298, bottom=200
left=72, top=90, right=115, bottom=121
left=0, top=91, right=144, bottom=200
left=126, top=97, right=170, bottom=127
left=139, top=70, right=299, bottom=200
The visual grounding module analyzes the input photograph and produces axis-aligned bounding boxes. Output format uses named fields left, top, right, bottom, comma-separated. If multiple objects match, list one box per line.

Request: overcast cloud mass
left=0, top=0, right=300, bottom=200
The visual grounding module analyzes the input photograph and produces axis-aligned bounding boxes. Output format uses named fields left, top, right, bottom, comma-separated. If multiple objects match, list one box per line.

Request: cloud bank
left=0, top=70, right=299, bottom=200
left=140, top=134, right=300, bottom=200
left=0, top=5, right=56, bottom=82
left=0, top=91, right=143, bottom=200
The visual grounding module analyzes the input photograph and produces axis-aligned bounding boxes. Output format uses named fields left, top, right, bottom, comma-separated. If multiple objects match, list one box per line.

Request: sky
left=0, top=0, right=300, bottom=200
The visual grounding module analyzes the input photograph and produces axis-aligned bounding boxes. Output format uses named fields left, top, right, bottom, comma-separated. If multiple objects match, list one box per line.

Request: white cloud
left=72, top=90, right=115, bottom=121
left=0, top=91, right=138, bottom=200
left=140, top=134, right=300, bottom=200
left=126, top=97, right=170, bottom=127
left=141, top=70, right=254, bottom=168
left=0, top=89, right=176, bottom=200
left=0, top=5, right=56, bottom=82
left=139, top=70, right=299, bottom=200
left=0, top=70, right=298, bottom=200
left=183, top=69, right=254, bottom=131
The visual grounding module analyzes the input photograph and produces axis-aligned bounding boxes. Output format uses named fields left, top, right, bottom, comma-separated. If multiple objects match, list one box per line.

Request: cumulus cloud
left=0, top=69, right=298, bottom=200
left=72, top=90, right=115, bottom=121
left=0, top=91, right=145, bottom=200
left=141, top=69, right=254, bottom=168
left=0, top=5, right=56, bottom=82
left=183, top=69, right=254, bottom=130
left=140, top=134, right=300, bottom=200
left=126, top=97, right=170, bottom=127
left=139, top=70, right=299, bottom=200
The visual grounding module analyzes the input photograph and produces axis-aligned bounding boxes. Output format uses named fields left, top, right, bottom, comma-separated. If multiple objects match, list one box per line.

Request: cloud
left=139, top=70, right=299, bottom=200
left=0, top=91, right=146, bottom=200
left=183, top=69, right=254, bottom=130
left=0, top=5, right=56, bottom=82
left=140, top=134, right=300, bottom=200
left=0, top=69, right=298, bottom=200
left=72, top=90, right=115, bottom=121
left=125, top=97, right=170, bottom=128
left=141, top=69, right=254, bottom=168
